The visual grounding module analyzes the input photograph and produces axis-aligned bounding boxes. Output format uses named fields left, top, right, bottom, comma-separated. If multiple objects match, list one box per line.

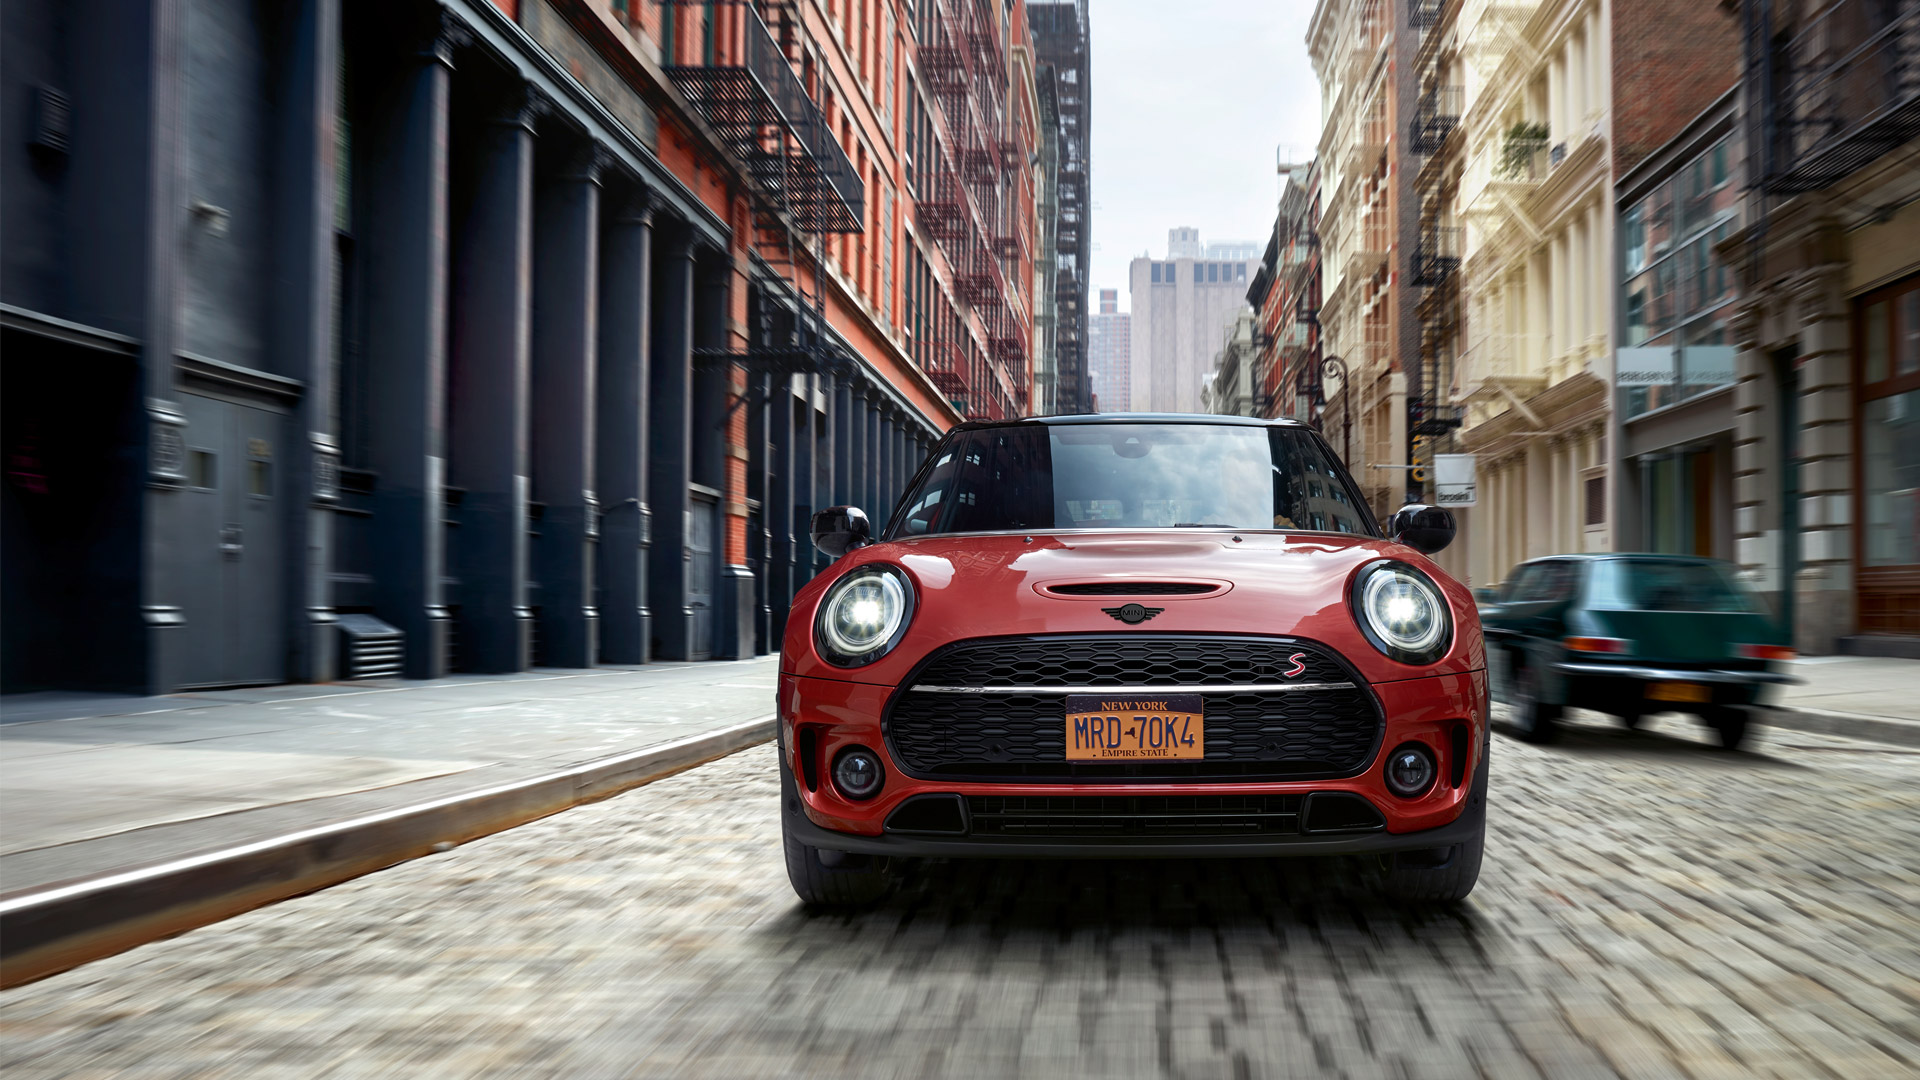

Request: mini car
left=777, top=414, right=1489, bottom=906
left=1480, top=553, right=1799, bottom=748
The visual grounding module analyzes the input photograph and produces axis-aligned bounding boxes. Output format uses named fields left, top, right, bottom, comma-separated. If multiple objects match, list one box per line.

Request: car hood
left=781, top=530, right=1484, bottom=686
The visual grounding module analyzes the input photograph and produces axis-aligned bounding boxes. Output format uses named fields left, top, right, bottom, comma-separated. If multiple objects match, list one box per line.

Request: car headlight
left=1351, top=560, right=1452, bottom=665
left=815, top=563, right=916, bottom=667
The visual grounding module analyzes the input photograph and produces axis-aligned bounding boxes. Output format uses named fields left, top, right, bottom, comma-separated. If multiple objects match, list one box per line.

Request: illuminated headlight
left=815, top=563, right=915, bottom=667
left=1351, top=560, right=1452, bottom=665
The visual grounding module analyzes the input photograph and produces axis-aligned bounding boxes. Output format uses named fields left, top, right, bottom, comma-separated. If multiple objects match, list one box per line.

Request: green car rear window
left=1588, top=559, right=1761, bottom=613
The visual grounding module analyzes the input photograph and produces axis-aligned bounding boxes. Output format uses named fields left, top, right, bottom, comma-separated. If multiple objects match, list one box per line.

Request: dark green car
left=1478, top=555, right=1800, bottom=749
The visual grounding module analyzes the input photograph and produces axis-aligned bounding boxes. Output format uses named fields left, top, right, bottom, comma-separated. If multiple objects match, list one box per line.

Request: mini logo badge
left=1102, top=603, right=1164, bottom=624
left=1283, top=652, right=1308, bottom=678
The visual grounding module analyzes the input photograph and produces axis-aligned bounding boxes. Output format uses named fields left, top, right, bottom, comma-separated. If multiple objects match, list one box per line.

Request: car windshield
left=886, top=422, right=1376, bottom=537
left=1588, top=559, right=1762, bottom=613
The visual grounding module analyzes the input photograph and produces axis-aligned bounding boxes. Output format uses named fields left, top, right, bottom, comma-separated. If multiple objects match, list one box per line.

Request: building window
left=1193, top=263, right=1203, bottom=283
left=1151, top=263, right=1161, bottom=284
left=1207, top=263, right=1219, bottom=282
left=1585, top=475, right=1605, bottom=527
left=1858, top=278, right=1920, bottom=605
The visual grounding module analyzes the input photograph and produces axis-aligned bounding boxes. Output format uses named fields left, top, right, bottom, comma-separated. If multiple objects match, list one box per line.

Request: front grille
left=1046, top=582, right=1219, bottom=596
left=967, top=794, right=1305, bottom=836
left=886, top=635, right=1382, bottom=782
left=910, top=634, right=1354, bottom=687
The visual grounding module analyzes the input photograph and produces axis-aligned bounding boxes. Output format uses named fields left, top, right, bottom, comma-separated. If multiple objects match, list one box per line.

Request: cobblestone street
left=4, top=712, right=1918, bottom=1079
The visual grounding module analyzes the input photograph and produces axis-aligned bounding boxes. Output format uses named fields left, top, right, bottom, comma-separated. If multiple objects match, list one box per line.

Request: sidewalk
left=1768, top=654, right=1920, bottom=746
left=0, top=660, right=777, bottom=984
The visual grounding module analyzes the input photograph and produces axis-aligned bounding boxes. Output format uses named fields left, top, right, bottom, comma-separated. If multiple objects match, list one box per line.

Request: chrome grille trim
left=907, top=682, right=1357, bottom=695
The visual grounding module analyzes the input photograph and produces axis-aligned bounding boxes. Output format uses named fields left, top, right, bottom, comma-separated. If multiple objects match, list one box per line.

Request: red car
left=778, top=415, right=1488, bottom=905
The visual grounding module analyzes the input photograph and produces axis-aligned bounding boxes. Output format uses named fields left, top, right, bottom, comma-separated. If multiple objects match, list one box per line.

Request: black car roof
left=949, top=412, right=1310, bottom=432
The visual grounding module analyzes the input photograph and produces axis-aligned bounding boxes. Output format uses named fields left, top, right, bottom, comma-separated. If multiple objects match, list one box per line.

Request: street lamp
left=1321, top=355, right=1350, bottom=467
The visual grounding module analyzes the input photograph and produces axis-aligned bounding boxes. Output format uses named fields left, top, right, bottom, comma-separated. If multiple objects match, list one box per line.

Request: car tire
left=1702, top=705, right=1750, bottom=751
left=1378, top=811, right=1485, bottom=904
left=782, top=815, right=895, bottom=906
left=1508, top=656, right=1561, bottom=743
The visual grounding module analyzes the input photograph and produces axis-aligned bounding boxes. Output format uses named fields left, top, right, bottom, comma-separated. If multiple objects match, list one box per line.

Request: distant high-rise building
left=1129, top=230, right=1262, bottom=413
left=1088, top=289, right=1131, bottom=412
left=1030, top=0, right=1093, bottom=415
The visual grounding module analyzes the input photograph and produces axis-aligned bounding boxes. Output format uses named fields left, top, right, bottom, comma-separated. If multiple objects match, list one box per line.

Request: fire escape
left=664, top=0, right=866, bottom=378
left=1407, top=0, right=1463, bottom=445
left=1745, top=0, right=1920, bottom=196
left=915, top=0, right=1026, bottom=420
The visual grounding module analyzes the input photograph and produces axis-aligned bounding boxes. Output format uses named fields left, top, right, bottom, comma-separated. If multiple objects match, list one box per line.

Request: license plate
left=1064, top=694, right=1204, bottom=760
left=1647, top=681, right=1711, bottom=703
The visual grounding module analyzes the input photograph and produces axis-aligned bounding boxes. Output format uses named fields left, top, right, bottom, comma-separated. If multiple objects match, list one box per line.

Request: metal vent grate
left=337, top=614, right=403, bottom=680
left=31, top=87, right=70, bottom=155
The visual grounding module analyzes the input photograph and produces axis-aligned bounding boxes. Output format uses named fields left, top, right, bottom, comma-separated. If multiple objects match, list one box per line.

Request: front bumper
left=780, top=668, right=1488, bottom=849
left=781, top=738, right=1490, bottom=859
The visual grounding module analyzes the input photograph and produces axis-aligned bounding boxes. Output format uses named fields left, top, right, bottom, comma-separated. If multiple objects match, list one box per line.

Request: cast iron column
left=768, top=373, right=795, bottom=632
left=832, top=371, right=854, bottom=512
left=273, top=0, right=342, bottom=683
left=365, top=19, right=458, bottom=679
left=532, top=143, right=603, bottom=668
left=447, top=85, right=536, bottom=674
left=595, top=190, right=655, bottom=665
left=647, top=220, right=696, bottom=660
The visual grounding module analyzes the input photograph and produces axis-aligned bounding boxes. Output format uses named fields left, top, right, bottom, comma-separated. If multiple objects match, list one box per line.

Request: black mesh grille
left=909, top=634, right=1354, bottom=688
left=1046, top=582, right=1219, bottom=596
left=967, top=794, right=1305, bottom=836
left=886, top=636, right=1382, bottom=782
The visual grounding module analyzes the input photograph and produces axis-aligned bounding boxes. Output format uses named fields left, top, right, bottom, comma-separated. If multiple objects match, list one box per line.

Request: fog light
left=1383, top=743, right=1436, bottom=798
left=832, top=747, right=885, bottom=801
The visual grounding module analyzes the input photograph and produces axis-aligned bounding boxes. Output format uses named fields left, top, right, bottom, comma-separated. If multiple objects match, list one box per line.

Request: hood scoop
left=1039, top=581, right=1228, bottom=598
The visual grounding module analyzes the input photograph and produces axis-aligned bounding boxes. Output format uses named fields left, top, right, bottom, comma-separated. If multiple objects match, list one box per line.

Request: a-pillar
left=365, top=19, right=457, bottom=679
left=596, top=189, right=654, bottom=665
left=532, top=143, right=603, bottom=668
left=648, top=220, right=696, bottom=660
left=447, top=84, right=536, bottom=674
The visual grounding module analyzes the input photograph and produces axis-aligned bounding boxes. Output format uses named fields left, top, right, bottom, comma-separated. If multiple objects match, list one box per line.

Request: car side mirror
left=1388, top=503, right=1456, bottom=555
left=811, top=505, right=872, bottom=559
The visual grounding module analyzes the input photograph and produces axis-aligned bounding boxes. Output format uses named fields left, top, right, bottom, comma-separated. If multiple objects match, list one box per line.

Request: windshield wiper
left=1172, top=522, right=1237, bottom=528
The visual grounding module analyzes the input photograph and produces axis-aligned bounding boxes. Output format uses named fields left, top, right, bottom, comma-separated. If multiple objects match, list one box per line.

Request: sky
left=1086, top=0, right=1324, bottom=312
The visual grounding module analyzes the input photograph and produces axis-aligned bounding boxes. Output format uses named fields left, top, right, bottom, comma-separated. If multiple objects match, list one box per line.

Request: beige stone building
left=1450, top=0, right=1616, bottom=588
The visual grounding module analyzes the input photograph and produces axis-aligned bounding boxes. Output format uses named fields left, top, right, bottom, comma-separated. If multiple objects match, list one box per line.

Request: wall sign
left=1434, top=453, right=1476, bottom=508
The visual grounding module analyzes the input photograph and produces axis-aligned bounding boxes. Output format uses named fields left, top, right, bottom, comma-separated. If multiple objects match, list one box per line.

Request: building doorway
left=173, top=392, right=287, bottom=688
left=687, top=486, right=718, bottom=661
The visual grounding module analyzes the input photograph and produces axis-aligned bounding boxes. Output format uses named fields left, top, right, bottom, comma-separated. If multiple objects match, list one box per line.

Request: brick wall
left=1612, top=0, right=1739, bottom=174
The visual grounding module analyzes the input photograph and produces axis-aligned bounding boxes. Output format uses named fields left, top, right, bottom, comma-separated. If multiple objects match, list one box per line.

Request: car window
left=1589, top=559, right=1761, bottom=613
left=886, top=423, right=1378, bottom=537
left=1500, top=564, right=1540, bottom=601
left=1508, top=561, right=1579, bottom=602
